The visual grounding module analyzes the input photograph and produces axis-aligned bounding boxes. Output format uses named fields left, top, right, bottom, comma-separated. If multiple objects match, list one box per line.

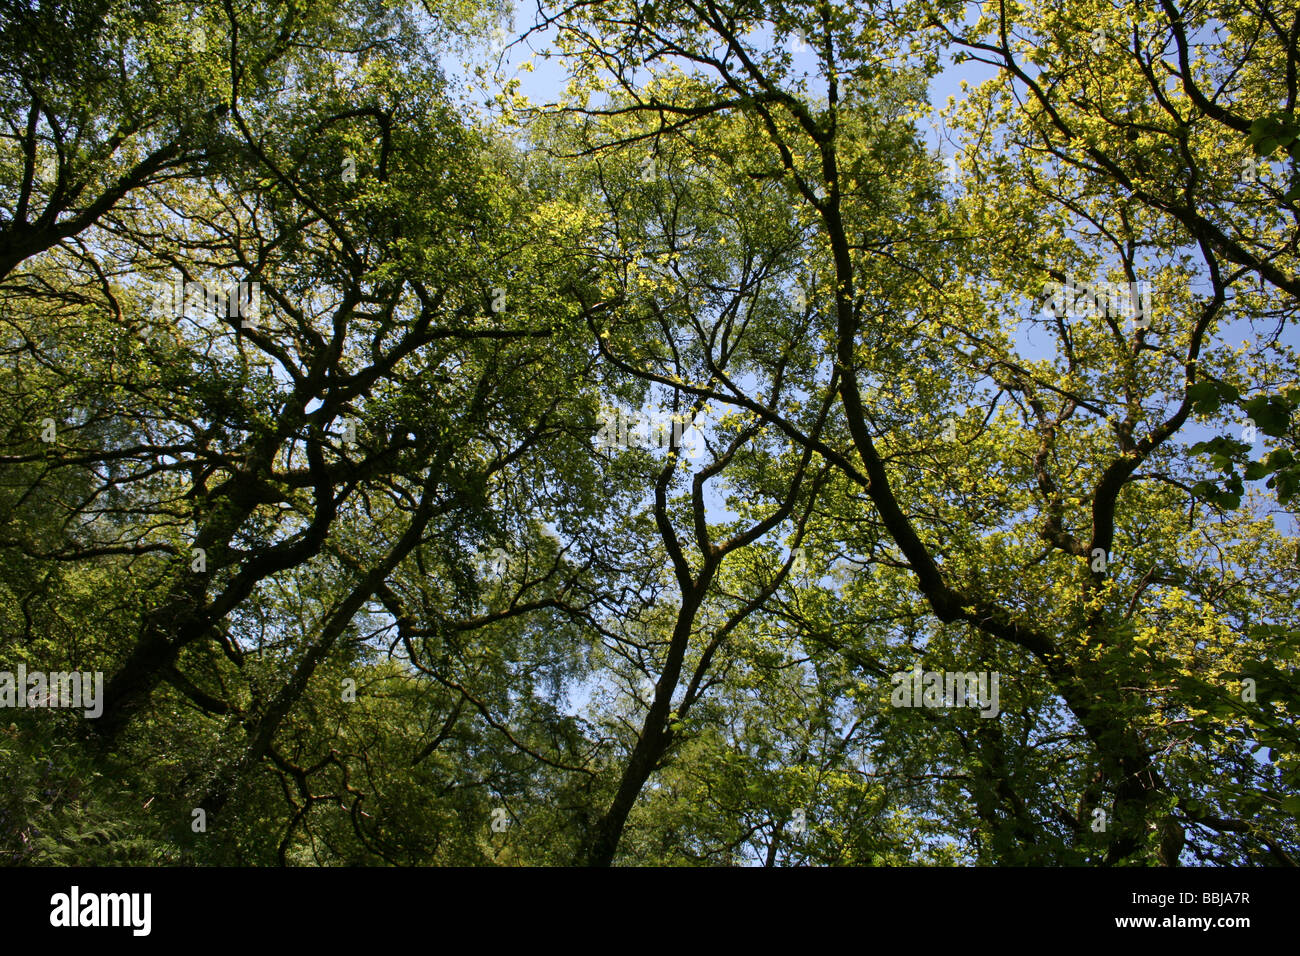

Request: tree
left=547, top=0, right=1298, bottom=864
left=0, top=0, right=1294, bottom=868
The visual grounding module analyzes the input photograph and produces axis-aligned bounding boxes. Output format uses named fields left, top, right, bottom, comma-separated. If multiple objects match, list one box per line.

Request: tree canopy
left=0, top=0, right=1296, bottom=866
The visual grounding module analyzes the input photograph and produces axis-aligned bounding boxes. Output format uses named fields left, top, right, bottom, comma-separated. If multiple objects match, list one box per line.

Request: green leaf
left=1243, top=459, right=1269, bottom=481
left=1243, top=395, right=1291, bottom=437
left=1186, top=381, right=1222, bottom=414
